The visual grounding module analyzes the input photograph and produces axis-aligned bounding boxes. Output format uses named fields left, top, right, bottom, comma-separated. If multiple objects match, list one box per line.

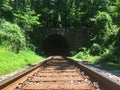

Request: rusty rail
left=68, top=58, right=120, bottom=90
left=0, top=56, right=120, bottom=90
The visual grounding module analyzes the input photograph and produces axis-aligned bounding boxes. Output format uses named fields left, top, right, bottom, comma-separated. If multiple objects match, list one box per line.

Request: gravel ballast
left=0, top=60, right=120, bottom=84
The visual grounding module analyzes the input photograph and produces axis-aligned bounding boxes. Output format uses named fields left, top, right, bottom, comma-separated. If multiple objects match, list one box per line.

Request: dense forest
left=0, top=0, right=120, bottom=64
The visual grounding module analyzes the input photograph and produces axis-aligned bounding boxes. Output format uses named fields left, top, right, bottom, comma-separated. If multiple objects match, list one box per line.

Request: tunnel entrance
left=42, top=34, right=70, bottom=56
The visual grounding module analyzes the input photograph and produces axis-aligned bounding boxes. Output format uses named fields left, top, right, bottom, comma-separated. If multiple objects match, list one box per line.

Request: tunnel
left=42, top=34, right=70, bottom=56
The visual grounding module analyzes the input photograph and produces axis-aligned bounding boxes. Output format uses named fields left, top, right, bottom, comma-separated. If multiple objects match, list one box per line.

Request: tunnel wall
left=30, top=27, right=91, bottom=55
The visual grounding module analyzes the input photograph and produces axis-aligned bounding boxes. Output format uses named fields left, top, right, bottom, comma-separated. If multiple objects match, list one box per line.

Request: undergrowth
left=0, top=47, right=43, bottom=75
left=72, top=47, right=120, bottom=72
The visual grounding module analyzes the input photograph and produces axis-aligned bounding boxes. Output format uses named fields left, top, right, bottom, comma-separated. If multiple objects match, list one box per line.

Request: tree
left=0, top=0, right=40, bottom=52
left=109, top=0, right=120, bottom=26
left=0, top=0, right=14, bottom=21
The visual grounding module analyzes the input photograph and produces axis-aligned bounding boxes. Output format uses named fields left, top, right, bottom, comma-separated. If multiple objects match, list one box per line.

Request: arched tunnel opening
left=42, top=34, right=70, bottom=57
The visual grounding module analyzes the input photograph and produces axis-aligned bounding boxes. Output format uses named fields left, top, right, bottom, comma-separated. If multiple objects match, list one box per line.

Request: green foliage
left=0, top=19, right=26, bottom=52
left=90, top=43, right=102, bottom=55
left=0, top=0, right=41, bottom=53
left=68, top=1, right=85, bottom=27
left=96, top=48, right=120, bottom=64
left=72, top=47, right=100, bottom=63
left=74, top=48, right=89, bottom=60
left=14, top=10, right=40, bottom=31
left=0, top=0, right=14, bottom=21
left=33, top=0, right=86, bottom=27
left=0, top=0, right=13, bottom=11
left=109, top=0, right=120, bottom=26
left=1, top=0, right=120, bottom=66
left=76, top=48, right=89, bottom=58
left=88, top=11, right=120, bottom=64
left=91, top=11, right=119, bottom=47
left=0, top=47, right=43, bottom=75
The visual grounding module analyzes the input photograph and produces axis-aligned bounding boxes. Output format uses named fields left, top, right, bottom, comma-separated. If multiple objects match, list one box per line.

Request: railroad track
left=0, top=56, right=120, bottom=90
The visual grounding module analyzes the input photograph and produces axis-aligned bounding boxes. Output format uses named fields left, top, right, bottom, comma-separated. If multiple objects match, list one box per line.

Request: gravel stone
left=80, top=61, right=120, bottom=84
left=0, top=60, right=120, bottom=85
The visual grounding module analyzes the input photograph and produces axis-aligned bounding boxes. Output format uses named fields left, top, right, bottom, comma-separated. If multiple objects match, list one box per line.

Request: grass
left=97, top=62, right=120, bottom=72
left=71, top=52, right=120, bottom=73
left=0, top=47, right=43, bottom=75
left=71, top=51, right=100, bottom=63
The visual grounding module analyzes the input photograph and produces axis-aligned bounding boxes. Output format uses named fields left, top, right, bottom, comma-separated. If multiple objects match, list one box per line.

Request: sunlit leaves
left=91, top=11, right=119, bottom=47
left=0, top=19, right=26, bottom=52
left=14, top=10, right=40, bottom=31
left=0, top=0, right=13, bottom=11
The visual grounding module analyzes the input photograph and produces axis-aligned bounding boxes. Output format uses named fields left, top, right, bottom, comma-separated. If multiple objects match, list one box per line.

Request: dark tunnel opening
left=42, top=34, right=70, bottom=57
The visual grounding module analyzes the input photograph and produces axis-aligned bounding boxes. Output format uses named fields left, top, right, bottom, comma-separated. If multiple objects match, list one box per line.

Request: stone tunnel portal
left=42, top=34, right=70, bottom=57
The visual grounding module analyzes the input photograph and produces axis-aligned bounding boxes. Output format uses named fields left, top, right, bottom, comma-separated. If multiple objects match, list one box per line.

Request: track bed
left=1, top=56, right=120, bottom=90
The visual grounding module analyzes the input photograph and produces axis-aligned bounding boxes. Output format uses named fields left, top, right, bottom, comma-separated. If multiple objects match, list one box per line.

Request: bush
left=90, top=43, right=102, bottom=55
left=91, top=11, right=119, bottom=46
left=75, top=47, right=89, bottom=59
left=0, top=19, right=26, bottom=52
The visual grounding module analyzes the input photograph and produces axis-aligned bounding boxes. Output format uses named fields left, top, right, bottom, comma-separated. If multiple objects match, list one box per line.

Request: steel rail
left=0, top=58, right=51, bottom=90
left=67, top=58, right=120, bottom=90
left=0, top=57, right=120, bottom=90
